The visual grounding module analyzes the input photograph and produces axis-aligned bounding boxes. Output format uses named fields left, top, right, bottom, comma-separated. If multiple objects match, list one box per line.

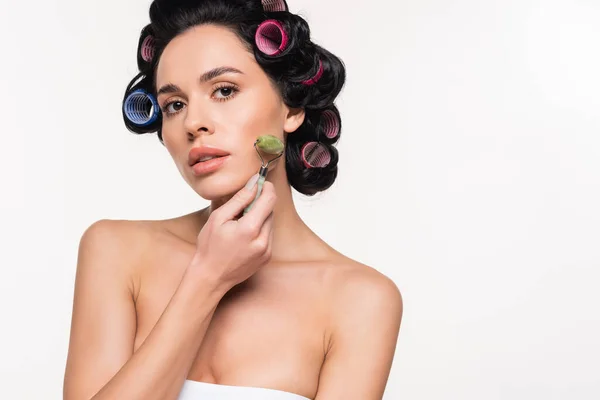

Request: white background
left=1, top=0, right=599, bottom=398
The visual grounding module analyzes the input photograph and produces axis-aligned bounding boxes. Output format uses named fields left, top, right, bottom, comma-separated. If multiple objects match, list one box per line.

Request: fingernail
left=245, top=173, right=259, bottom=190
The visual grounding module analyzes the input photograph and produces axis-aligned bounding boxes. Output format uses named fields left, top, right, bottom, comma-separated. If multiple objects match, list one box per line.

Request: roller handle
left=243, top=166, right=268, bottom=215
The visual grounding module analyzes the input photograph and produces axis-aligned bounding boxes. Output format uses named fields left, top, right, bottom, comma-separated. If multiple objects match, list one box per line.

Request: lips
left=188, top=146, right=230, bottom=167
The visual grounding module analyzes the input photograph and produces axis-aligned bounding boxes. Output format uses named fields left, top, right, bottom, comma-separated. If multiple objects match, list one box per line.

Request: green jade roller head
left=243, top=135, right=284, bottom=215
left=256, top=134, right=285, bottom=154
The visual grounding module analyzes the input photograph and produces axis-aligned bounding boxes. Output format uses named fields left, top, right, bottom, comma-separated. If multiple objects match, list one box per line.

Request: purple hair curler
left=140, top=35, right=156, bottom=63
left=123, top=89, right=160, bottom=127
left=320, top=109, right=340, bottom=139
left=301, top=141, right=331, bottom=168
left=255, top=19, right=289, bottom=56
left=302, top=60, right=324, bottom=86
left=262, top=0, right=288, bottom=12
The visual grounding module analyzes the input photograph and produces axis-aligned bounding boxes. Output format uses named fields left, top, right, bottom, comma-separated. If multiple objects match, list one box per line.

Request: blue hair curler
left=123, top=89, right=160, bottom=127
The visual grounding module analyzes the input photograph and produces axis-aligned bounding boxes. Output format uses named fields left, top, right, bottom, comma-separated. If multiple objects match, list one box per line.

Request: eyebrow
left=156, top=66, right=244, bottom=96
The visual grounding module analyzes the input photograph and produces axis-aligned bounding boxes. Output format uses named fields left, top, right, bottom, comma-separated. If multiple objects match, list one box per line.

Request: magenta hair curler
left=320, top=109, right=340, bottom=139
left=140, top=35, right=156, bottom=63
left=255, top=19, right=289, bottom=56
left=262, top=0, right=288, bottom=12
left=302, top=60, right=324, bottom=85
left=301, top=142, right=331, bottom=168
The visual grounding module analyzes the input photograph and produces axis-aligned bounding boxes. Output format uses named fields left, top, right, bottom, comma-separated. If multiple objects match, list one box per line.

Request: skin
left=64, top=24, right=402, bottom=399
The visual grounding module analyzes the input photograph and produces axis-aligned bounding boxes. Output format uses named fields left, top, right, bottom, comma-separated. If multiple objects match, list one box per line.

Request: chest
left=132, top=260, right=327, bottom=397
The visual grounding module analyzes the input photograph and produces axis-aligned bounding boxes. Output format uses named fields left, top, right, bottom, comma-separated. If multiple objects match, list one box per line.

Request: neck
left=205, top=161, right=332, bottom=263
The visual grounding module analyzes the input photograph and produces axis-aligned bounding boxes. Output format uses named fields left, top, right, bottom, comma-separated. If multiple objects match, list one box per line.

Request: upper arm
left=63, top=220, right=139, bottom=400
left=315, top=269, right=403, bottom=400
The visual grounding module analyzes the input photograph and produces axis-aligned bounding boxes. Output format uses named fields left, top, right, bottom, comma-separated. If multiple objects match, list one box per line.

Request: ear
left=283, top=106, right=305, bottom=134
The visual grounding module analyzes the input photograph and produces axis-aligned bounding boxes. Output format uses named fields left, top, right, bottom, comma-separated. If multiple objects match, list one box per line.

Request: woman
left=63, top=0, right=403, bottom=399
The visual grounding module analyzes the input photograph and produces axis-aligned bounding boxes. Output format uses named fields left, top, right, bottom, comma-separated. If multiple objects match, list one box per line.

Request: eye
left=213, top=84, right=239, bottom=101
left=162, top=100, right=185, bottom=116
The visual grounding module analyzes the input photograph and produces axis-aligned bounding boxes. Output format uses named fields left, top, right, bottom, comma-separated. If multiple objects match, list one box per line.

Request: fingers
left=238, top=181, right=276, bottom=236
left=258, top=211, right=274, bottom=243
left=212, top=174, right=260, bottom=224
left=254, top=211, right=274, bottom=258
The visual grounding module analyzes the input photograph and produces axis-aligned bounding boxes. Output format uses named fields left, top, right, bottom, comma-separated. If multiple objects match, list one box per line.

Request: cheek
left=161, top=117, right=188, bottom=148
left=162, top=133, right=178, bottom=158
left=224, top=90, right=285, bottom=143
left=162, top=131, right=188, bottom=170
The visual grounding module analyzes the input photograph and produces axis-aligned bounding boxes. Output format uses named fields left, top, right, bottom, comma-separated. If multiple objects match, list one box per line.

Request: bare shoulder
left=80, top=218, right=155, bottom=247
left=77, top=218, right=177, bottom=288
left=324, top=257, right=403, bottom=313
left=78, top=211, right=203, bottom=272
left=304, top=256, right=403, bottom=400
left=79, top=219, right=157, bottom=262
left=322, top=256, right=403, bottom=342
left=80, top=213, right=197, bottom=254
left=309, top=256, right=403, bottom=397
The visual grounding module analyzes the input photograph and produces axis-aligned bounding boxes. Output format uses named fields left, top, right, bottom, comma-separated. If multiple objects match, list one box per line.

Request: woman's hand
left=187, top=174, right=277, bottom=289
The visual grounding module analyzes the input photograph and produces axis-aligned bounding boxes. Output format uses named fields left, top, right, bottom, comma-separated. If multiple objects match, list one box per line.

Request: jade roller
left=243, top=135, right=284, bottom=215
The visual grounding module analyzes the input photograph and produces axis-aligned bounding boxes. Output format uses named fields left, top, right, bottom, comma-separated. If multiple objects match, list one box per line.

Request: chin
left=189, top=170, right=247, bottom=201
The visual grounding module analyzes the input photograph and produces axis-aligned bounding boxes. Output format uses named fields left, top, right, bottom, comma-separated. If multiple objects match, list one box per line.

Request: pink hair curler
left=301, top=141, right=331, bottom=168
left=141, top=35, right=156, bottom=63
left=302, top=60, right=324, bottom=85
left=320, top=109, right=340, bottom=139
left=255, top=19, right=289, bottom=56
left=262, top=0, right=288, bottom=12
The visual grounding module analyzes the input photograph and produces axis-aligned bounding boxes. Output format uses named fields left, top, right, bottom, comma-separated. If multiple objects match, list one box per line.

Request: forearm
left=89, top=269, right=229, bottom=400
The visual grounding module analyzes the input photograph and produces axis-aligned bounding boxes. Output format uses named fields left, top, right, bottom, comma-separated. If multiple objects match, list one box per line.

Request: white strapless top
left=177, top=380, right=311, bottom=400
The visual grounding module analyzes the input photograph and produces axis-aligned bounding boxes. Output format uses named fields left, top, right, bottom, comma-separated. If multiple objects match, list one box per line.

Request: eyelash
left=160, top=84, right=240, bottom=117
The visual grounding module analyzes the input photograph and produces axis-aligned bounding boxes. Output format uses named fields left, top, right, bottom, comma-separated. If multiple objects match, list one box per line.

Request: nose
left=183, top=102, right=213, bottom=139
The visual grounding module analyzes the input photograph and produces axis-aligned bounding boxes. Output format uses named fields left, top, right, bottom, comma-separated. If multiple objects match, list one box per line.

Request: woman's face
left=155, top=24, right=304, bottom=200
